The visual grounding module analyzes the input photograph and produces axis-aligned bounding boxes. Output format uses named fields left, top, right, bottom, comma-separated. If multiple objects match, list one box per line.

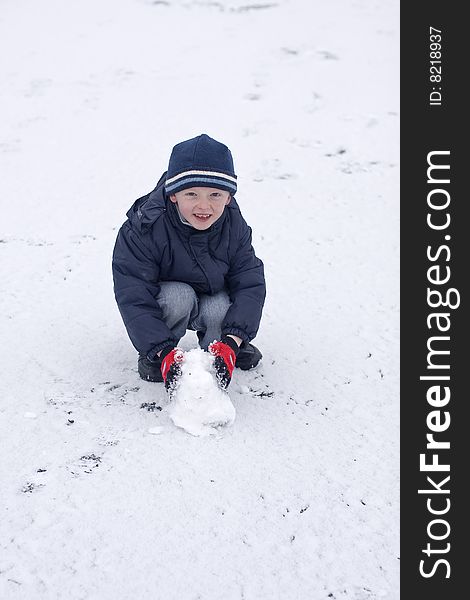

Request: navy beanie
left=165, top=134, right=237, bottom=195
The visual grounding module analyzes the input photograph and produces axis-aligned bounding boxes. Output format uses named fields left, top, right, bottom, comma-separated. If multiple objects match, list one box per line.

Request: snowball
left=148, top=426, right=164, bottom=435
left=168, top=349, right=236, bottom=437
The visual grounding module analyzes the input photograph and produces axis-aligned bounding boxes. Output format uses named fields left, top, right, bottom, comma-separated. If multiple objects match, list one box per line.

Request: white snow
left=23, top=412, right=38, bottom=420
left=0, top=0, right=399, bottom=598
left=168, top=349, right=236, bottom=436
left=148, top=425, right=164, bottom=435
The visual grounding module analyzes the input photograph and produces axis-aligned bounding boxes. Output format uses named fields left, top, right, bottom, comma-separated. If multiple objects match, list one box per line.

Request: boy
left=112, top=134, right=266, bottom=393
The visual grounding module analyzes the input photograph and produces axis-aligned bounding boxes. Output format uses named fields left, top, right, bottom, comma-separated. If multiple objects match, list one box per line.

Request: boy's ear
left=225, top=194, right=232, bottom=206
left=169, top=194, right=177, bottom=203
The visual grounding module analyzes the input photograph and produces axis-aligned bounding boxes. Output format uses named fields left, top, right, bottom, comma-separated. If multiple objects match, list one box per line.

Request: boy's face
left=170, top=187, right=231, bottom=230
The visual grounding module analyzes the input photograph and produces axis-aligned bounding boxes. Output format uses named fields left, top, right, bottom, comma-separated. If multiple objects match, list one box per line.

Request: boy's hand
left=209, top=335, right=240, bottom=389
left=160, top=346, right=185, bottom=393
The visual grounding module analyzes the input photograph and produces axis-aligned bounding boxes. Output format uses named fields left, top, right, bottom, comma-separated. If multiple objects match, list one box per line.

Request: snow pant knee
left=191, top=290, right=231, bottom=350
left=156, top=282, right=198, bottom=342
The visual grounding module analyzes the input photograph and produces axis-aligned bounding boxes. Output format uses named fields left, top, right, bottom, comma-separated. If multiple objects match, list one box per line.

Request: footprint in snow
left=67, top=453, right=103, bottom=477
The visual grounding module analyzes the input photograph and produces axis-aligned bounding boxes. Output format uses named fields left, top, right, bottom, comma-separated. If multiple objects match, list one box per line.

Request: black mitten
left=160, top=346, right=185, bottom=393
left=209, top=335, right=240, bottom=389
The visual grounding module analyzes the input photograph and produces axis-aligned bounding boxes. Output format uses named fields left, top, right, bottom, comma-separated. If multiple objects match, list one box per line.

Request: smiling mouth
left=194, top=214, right=212, bottom=220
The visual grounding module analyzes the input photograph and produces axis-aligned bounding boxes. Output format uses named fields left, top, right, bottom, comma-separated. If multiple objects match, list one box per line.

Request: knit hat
left=165, top=134, right=237, bottom=195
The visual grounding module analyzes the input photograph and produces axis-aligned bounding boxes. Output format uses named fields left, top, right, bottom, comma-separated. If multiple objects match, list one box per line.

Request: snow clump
left=168, top=348, right=236, bottom=437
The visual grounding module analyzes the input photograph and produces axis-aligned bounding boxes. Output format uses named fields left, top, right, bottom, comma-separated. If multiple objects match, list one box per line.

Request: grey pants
left=157, top=281, right=231, bottom=350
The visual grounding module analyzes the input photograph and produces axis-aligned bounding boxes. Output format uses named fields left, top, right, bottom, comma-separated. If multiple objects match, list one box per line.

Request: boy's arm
left=112, top=224, right=177, bottom=360
left=222, top=220, right=266, bottom=343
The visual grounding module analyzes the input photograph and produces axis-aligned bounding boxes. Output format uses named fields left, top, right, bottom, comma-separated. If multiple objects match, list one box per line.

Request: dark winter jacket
left=112, top=173, right=266, bottom=360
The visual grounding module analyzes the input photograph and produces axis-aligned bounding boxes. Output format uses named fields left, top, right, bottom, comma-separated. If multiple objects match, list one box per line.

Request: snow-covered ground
left=0, top=0, right=399, bottom=598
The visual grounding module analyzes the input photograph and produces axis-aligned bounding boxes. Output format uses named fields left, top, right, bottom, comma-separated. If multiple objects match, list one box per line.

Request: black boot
left=138, top=354, right=163, bottom=383
left=235, top=343, right=262, bottom=370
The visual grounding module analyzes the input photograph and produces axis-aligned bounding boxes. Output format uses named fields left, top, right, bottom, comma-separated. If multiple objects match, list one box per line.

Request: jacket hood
left=126, top=171, right=239, bottom=233
left=125, top=172, right=167, bottom=232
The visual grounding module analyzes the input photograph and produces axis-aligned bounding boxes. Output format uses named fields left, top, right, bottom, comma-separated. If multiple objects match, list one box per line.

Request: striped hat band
left=165, top=169, right=237, bottom=194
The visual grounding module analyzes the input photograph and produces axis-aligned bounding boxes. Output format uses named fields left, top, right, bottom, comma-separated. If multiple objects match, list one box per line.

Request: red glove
left=209, top=335, right=239, bottom=389
left=160, top=347, right=184, bottom=393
